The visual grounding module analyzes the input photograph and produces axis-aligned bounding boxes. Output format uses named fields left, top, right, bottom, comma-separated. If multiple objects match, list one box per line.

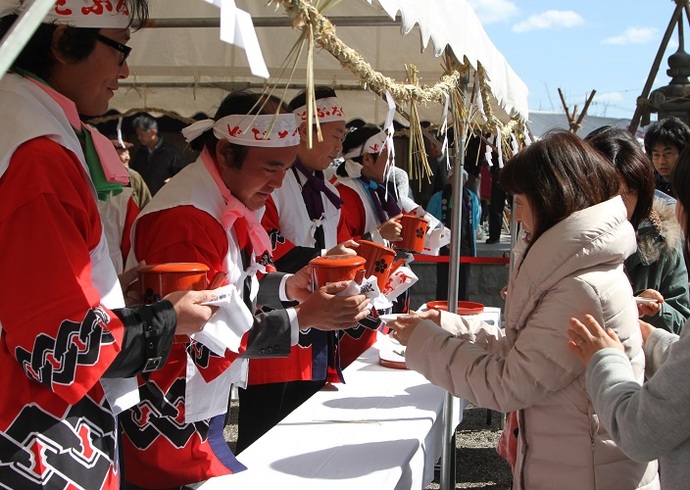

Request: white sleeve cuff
left=279, top=274, right=292, bottom=302
left=287, top=307, right=300, bottom=345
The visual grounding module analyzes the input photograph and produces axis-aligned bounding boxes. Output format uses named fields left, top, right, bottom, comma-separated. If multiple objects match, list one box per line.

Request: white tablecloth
left=199, top=333, right=468, bottom=490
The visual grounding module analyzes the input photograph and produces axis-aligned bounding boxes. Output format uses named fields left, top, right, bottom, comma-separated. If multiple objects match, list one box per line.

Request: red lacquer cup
left=355, top=239, right=397, bottom=291
left=139, top=262, right=210, bottom=343
left=309, top=255, right=366, bottom=289
left=395, top=214, right=429, bottom=253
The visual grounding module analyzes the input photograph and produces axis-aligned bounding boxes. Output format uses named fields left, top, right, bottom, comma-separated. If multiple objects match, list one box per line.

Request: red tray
left=378, top=350, right=407, bottom=369
left=426, top=300, right=484, bottom=315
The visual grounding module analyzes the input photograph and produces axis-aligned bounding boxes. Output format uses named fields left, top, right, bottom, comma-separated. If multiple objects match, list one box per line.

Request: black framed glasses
left=96, top=34, right=131, bottom=66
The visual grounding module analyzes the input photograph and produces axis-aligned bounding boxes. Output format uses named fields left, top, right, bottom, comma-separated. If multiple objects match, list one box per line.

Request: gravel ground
left=223, top=401, right=512, bottom=489
left=424, top=405, right=512, bottom=489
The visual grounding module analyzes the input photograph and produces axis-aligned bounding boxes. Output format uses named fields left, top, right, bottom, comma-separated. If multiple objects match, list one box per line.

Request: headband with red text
left=1, top=0, right=131, bottom=29
left=182, top=114, right=301, bottom=148
left=293, top=97, right=346, bottom=125
left=342, top=130, right=387, bottom=159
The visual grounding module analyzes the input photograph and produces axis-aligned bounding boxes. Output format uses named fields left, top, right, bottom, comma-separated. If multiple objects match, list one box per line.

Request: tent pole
left=440, top=74, right=469, bottom=490
left=0, top=0, right=55, bottom=82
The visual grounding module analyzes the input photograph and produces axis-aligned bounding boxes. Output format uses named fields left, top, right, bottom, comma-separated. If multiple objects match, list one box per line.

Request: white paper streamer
left=496, top=126, right=504, bottom=168
left=474, top=71, right=486, bottom=121
left=485, top=135, right=494, bottom=169
left=440, top=91, right=450, bottom=173
left=384, top=91, right=396, bottom=165
left=116, top=117, right=125, bottom=148
left=205, top=0, right=269, bottom=79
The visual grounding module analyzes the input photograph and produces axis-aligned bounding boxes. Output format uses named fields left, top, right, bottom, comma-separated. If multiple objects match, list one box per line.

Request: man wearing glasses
left=97, top=32, right=132, bottom=66
left=0, top=2, right=215, bottom=488
left=644, top=116, right=690, bottom=198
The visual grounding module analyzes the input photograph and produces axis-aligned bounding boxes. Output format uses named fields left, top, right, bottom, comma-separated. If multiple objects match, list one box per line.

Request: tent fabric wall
left=112, top=0, right=528, bottom=125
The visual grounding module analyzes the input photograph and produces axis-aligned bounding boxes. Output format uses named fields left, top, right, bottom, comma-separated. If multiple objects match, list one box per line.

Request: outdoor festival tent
left=0, top=2, right=528, bottom=488
left=110, top=0, right=529, bottom=128
left=108, top=3, right=529, bottom=488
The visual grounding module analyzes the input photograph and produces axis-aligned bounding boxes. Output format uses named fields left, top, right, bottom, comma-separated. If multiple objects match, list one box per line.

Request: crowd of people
left=389, top=117, right=690, bottom=489
left=3, top=2, right=690, bottom=490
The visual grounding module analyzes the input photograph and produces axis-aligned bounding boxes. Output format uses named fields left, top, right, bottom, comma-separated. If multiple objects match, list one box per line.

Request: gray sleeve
left=240, top=308, right=292, bottom=359
left=586, top=336, right=690, bottom=461
left=257, top=272, right=289, bottom=309
left=388, top=167, right=418, bottom=212
left=644, top=327, right=680, bottom=377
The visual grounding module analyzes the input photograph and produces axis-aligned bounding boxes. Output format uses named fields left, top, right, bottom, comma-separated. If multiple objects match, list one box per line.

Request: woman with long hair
left=389, top=131, right=659, bottom=489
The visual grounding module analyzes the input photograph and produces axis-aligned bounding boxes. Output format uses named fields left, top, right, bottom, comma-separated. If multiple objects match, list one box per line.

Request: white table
left=470, top=306, right=501, bottom=328
left=199, top=334, right=468, bottom=490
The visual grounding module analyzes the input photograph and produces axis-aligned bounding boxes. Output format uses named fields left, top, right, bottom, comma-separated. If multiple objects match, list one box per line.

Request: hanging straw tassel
left=405, top=64, right=433, bottom=185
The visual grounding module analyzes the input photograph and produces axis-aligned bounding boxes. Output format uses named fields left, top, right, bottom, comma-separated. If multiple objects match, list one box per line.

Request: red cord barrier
left=411, top=255, right=510, bottom=264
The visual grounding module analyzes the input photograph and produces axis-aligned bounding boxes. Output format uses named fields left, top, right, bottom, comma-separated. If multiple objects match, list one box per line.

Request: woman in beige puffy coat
left=390, top=131, right=659, bottom=490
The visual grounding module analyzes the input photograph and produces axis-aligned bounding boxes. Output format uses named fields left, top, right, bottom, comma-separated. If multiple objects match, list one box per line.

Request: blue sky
left=467, top=0, right=680, bottom=119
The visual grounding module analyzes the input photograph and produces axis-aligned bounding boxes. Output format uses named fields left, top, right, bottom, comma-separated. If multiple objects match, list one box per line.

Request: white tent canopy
left=113, top=0, right=528, bottom=125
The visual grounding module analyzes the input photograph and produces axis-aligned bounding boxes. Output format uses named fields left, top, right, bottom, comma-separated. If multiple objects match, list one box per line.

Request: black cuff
left=274, top=246, right=320, bottom=273
left=106, top=300, right=176, bottom=377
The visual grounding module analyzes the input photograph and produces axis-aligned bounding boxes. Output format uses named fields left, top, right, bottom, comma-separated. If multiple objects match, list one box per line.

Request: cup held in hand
left=355, top=239, right=396, bottom=290
left=395, top=214, right=429, bottom=253
left=309, top=255, right=366, bottom=289
left=139, top=262, right=210, bottom=342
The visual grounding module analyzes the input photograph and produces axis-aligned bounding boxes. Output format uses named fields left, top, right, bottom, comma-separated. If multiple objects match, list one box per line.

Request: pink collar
left=200, top=148, right=272, bottom=256
left=26, top=77, right=129, bottom=185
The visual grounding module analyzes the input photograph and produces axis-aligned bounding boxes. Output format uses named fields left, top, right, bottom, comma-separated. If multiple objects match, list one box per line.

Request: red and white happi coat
left=257, top=168, right=345, bottom=384
left=0, top=73, right=138, bottom=489
left=120, top=158, right=262, bottom=488
left=336, top=176, right=395, bottom=365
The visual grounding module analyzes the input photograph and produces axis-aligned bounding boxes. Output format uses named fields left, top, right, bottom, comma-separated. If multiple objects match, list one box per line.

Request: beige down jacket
left=406, top=197, right=660, bottom=490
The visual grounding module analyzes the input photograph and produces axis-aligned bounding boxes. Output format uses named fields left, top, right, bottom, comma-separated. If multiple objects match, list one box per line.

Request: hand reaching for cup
left=326, top=239, right=359, bottom=256
left=387, top=314, right=424, bottom=346
left=120, top=260, right=146, bottom=306
left=285, top=266, right=313, bottom=303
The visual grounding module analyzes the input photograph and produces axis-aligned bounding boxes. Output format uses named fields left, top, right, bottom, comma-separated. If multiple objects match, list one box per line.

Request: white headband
left=342, top=130, right=387, bottom=159
left=293, top=97, right=346, bottom=124
left=182, top=113, right=300, bottom=148
left=1, top=0, right=131, bottom=28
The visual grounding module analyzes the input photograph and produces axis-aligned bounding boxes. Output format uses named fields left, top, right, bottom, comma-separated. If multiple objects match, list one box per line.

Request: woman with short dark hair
left=568, top=143, right=690, bottom=490
left=586, top=126, right=690, bottom=334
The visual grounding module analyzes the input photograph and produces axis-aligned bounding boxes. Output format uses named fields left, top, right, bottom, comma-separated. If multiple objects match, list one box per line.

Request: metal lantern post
left=439, top=74, right=469, bottom=490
